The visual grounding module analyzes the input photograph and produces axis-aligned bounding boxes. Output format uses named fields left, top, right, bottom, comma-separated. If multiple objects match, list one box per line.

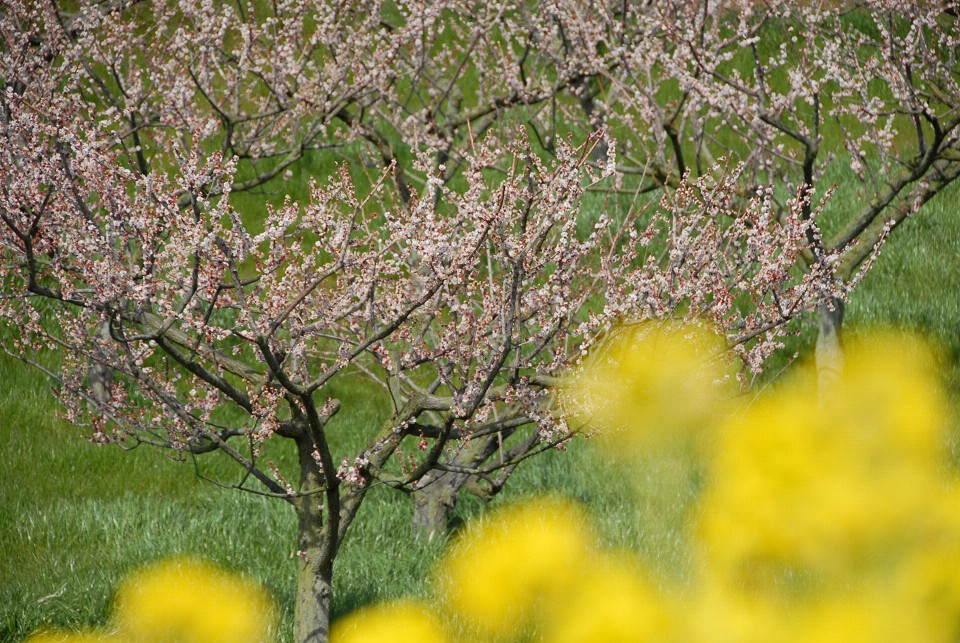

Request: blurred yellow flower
left=541, top=554, right=674, bottom=643
left=795, top=590, right=922, bottom=643
left=436, top=497, right=594, bottom=638
left=698, top=333, right=953, bottom=582
left=567, top=321, right=731, bottom=453
left=826, top=331, right=948, bottom=468
left=114, top=558, right=276, bottom=643
left=893, top=527, right=960, bottom=643
left=330, top=600, right=447, bottom=643
left=686, top=572, right=797, bottom=643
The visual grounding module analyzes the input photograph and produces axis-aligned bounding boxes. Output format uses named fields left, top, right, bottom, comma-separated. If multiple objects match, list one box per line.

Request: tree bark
left=410, top=430, right=510, bottom=537
left=293, top=437, right=337, bottom=643
left=816, top=297, right=845, bottom=401
left=293, top=536, right=333, bottom=643
left=411, top=470, right=470, bottom=537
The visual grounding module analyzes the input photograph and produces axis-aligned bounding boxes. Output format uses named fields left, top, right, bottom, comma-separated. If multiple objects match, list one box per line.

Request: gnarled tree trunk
left=411, top=432, right=506, bottom=537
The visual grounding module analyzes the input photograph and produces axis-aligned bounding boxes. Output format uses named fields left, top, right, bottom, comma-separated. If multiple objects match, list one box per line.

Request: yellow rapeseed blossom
left=686, top=572, right=797, bottom=643
left=436, top=497, right=594, bottom=638
left=568, top=321, right=731, bottom=453
left=892, top=525, right=960, bottom=643
left=114, top=558, right=276, bottom=643
left=686, top=332, right=960, bottom=642
left=825, top=331, right=948, bottom=468
left=329, top=600, right=448, bottom=643
left=541, top=554, right=674, bottom=643
left=698, top=333, right=952, bottom=582
left=794, top=589, right=923, bottom=643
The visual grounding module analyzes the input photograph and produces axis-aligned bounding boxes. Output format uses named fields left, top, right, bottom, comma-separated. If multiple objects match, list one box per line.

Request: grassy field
left=1, top=169, right=958, bottom=642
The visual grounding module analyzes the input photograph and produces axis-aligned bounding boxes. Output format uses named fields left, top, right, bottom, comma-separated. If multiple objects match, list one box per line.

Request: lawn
left=1, top=172, right=958, bottom=642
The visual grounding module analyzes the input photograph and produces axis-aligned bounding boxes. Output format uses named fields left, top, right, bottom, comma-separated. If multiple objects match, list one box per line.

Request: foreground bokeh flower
left=567, top=321, right=732, bottom=453
left=114, top=558, right=276, bottom=643
left=26, top=558, right=276, bottom=643
left=698, top=333, right=952, bottom=580
left=329, top=600, right=448, bottom=643
left=540, top=554, right=674, bottom=643
left=436, top=497, right=594, bottom=638
left=689, top=332, right=960, bottom=642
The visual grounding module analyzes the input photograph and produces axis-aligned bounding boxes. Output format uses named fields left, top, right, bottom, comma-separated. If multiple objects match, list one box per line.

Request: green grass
left=2, top=173, right=959, bottom=641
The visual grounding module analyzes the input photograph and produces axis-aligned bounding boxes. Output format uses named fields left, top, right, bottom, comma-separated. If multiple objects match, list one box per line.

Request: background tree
left=522, top=0, right=960, bottom=387
left=0, top=2, right=854, bottom=639
left=7, top=0, right=955, bottom=537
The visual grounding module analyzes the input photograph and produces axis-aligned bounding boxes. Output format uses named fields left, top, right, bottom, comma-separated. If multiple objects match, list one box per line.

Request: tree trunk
left=816, top=297, right=845, bottom=401
left=294, top=544, right=332, bottom=643
left=292, top=436, right=339, bottom=643
left=410, top=430, right=529, bottom=536
left=293, top=503, right=334, bottom=643
left=411, top=470, right=469, bottom=537
left=410, top=430, right=511, bottom=537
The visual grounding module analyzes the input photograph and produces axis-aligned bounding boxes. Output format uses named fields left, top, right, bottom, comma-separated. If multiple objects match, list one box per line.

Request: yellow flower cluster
left=329, top=600, right=447, bottom=643
left=692, top=332, right=960, bottom=642
left=334, top=326, right=960, bottom=642
left=26, top=558, right=276, bottom=643
left=567, top=321, right=733, bottom=453
left=334, top=498, right=673, bottom=643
